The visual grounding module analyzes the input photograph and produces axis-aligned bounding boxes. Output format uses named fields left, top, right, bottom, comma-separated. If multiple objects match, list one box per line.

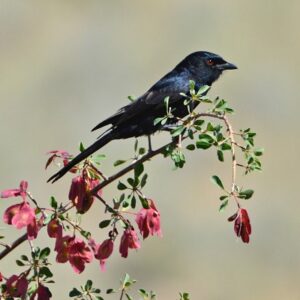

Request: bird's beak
left=216, top=62, right=238, bottom=70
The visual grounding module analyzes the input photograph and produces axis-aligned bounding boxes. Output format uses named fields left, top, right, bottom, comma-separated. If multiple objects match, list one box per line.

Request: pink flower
left=135, top=199, right=162, bottom=239
left=3, top=201, right=38, bottom=240
left=55, top=235, right=71, bottom=263
left=119, top=228, right=140, bottom=258
left=94, top=239, right=114, bottom=271
left=228, top=209, right=252, bottom=243
left=69, top=175, right=101, bottom=214
left=68, top=238, right=93, bottom=273
left=1, top=180, right=28, bottom=201
left=55, top=236, right=93, bottom=274
left=5, top=274, right=28, bottom=298
left=47, top=218, right=63, bottom=239
left=30, top=284, right=52, bottom=300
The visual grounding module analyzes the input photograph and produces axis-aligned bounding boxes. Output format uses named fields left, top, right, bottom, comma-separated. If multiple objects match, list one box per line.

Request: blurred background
left=0, top=1, right=299, bottom=299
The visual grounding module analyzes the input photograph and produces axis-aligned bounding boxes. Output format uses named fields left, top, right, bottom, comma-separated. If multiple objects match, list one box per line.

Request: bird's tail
left=47, top=131, right=117, bottom=183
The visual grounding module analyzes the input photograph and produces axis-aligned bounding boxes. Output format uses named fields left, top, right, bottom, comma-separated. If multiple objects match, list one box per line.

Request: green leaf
left=69, top=288, right=81, bottom=297
left=217, top=150, right=224, bottom=162
left=219, top=199, right=229, bottom=211
left=196, top=140, right=211, bottom=149
left=85, top=280, right=93, bottom=291
left=39, top=266, right=53, bottom=278
left=171, top=125, right=185, bottom=137
left=134, top=139, right=138, bottom=152
left=186, top=144, right=195, bottom=151
left=140, top=173, right=148, bottom=188
left=125, top=294, right=133, bottom=300
left=106, top=289, right=116, bottom=294
left=99, top=219, right=111, bottom=228
left=16, top=259, right=25, bottom=266
left=92, top=154, right=106, bottom=164
left=254, top=148, right=264, bottom=156
left=189, top=80, right=195, bottom=91
left=154, top=117, right=165, bottom=126
left=139, top=195, right=149, bottom=209
left=117, top=182, right=127, bottom=190
left=79, top=142, right=85, bottom=152
left=131, top=195, right=136, bottom=209
left=114, top=159, right=127, bottom=167
left=49, top=196, right=57, bottom=210
left=134, top=163, right=144, bottom=179
left=128, top=95, right=136, bottom=102
left=194, top=119, right=205, bottom=127
left=21, top=255, right=29, bottom=261
left=139, top=147, right=146, bottom=155
left=197, top=84, right=210, bottom=95
left=219, top=195, right=229, bottom=201
left=238, top=189, right=254, bottom=200
left=211, top=175, right=224, bottom=189
left=221, top=143, right=231, bottom=151
left=39, top=247, right=51, bottom=259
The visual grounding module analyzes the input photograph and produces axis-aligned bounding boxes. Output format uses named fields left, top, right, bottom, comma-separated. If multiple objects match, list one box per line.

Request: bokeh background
left=0, top=1, right=299, bottom=299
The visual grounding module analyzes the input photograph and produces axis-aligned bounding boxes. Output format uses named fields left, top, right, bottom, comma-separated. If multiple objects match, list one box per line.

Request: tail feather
left=48, top=131, right=116, bottom=183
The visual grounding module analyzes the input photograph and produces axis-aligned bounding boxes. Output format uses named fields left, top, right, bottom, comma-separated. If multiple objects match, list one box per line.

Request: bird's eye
left=207, top=59, right=215, bottom=66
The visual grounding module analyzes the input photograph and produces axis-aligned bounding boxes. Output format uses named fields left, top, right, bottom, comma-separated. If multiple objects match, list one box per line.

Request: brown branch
left=0, top=112, right=239, bottom=261
left=0, top=233, right=28, bottom=260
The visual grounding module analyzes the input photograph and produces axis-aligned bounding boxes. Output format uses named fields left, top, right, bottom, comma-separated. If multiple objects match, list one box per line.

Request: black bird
left=48, top=51, right=237, bottom=183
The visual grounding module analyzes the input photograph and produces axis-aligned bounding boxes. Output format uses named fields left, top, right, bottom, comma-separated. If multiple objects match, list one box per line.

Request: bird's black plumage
left=48, top=51, right=237, bottom=183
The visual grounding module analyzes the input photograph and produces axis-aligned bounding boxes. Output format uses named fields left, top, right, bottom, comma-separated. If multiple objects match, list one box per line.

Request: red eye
left=207, top=59, right=214, bottom=66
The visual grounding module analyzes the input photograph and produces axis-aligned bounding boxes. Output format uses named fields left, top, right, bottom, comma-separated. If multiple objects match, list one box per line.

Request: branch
left=0, top=112, right=239, bottom=260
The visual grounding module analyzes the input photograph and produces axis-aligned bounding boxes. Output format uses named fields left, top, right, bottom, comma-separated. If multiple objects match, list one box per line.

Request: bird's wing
left=92, top=70, right=190, bottom=131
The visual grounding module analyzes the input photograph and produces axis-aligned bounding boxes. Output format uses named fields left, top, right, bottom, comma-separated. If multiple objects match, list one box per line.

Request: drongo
left=48, top=51, right=237, bottom=183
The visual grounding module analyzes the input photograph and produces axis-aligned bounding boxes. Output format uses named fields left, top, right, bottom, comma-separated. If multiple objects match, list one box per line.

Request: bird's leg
left=147, top=135, right=153, bottom=153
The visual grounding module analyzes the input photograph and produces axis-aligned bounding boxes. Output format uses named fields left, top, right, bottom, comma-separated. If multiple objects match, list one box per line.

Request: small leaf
left=140, top=173, right=148, bottom=188
left=139, top=196, right=149, bottom=209
left=99, top=219, right=111, bottom=228
left=219, top=199, right=229, bottom=211
left=171, top=125, right=185, bottom=137
left=221, top=143, right=231, bottom=151
left=186, top=144, right=195, bottom=151
left=134, top=139, right=138, bottom=152
left=16, top=260, right=25, bottom=266
left=254, top=148, right=264, bottom=156
left=131, top=195, right=136, bottom=209
left=49, top=196, right=58, bottom=210
left=196, top=140, right=211, bottom=149
left=117, top=182, right=127, bottom=190
left=219, top=195, right=229, bottom=201
left=85, top=279, right=93, bottom=291
left=154, top=117, right=165, bottom=126
left=39, top=247, right=51, bottom=259
left=114, top=159, right=127, bottom=167
left=106, top=289, right=116, bottom=294
left=39, top=266, right=53, bottom=278
left=197, top=84, right=210, bottom=95
left=217, top=150, right=224, bottom=162
left=79, top=142, right=85, bottom=152
left=134, top=163, right=144, bottom=179
left=238, top=189, right=254, bottom=200
left=21, top=255, right=29, bottom=261
left=211, top=175, right=224, bottom=189
left=69, top=288, right=81, bottom=297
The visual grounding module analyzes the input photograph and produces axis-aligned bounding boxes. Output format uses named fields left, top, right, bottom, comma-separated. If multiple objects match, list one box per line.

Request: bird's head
left=175, top=51, right=237, bottom=86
